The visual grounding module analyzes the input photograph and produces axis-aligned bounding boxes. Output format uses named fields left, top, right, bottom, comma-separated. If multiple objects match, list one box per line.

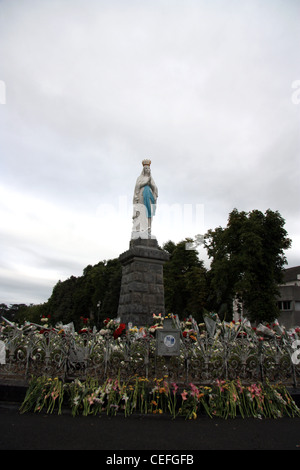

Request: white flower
left=73, top=395, right=80, bottom=406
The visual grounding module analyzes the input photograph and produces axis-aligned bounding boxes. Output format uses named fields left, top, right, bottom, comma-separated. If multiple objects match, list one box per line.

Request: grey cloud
left=0, top=0, right=299, bottom=304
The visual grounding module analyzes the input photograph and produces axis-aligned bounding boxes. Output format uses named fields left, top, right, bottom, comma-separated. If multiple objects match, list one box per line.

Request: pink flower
left=171, top=383, right=178, bottom=395
left=216, top=379, right=226, bottom=392
left=247, top=383, right=263, bottom=400
left=181, top=390, right=188, bottom=401
left=236, top=378, right=244, bottom=394
left=189, top=383, right=199, bottom=397
left=113, top=379, right=119, bottom=391
left=88, top=394, right=95, bottom=405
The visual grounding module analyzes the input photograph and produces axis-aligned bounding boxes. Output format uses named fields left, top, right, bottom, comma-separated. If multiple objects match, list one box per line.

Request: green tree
left=100, top=258, right=122, bottom=320
left=41, top=258, right=122, bottom=329
left=204, top=208, right=291, bottom=323
left=16, top=303, right=47, bottom=324
left=163, top=239, right=208, bottom=321
left=46, top=276, right=80, bottom=325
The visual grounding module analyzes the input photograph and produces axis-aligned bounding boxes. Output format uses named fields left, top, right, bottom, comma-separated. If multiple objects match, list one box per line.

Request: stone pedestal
left=117, top=238, right=169, bottom=326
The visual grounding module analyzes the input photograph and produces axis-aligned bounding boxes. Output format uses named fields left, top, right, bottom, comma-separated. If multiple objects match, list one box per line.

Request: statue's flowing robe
left=133, top=174, right=158, bottom=218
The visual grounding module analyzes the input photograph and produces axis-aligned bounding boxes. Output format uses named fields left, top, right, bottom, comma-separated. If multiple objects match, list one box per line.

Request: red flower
left=113, top=323, right=126, bottom=339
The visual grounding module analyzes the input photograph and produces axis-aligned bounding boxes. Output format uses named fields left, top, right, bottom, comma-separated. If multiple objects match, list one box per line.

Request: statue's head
left=142, top=159, right=151, bottom=175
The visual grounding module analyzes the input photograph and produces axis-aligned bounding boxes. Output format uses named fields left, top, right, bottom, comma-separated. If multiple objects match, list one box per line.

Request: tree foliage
left=204, top=208, right=291, bottom=323
left=163, top=239, right=208, bottom=322
left=14, top=259, right=122, bottom=329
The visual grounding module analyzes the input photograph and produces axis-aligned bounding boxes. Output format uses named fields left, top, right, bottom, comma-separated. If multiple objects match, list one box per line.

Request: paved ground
left=1, top=402, right=300, bottom=451
left=1, top=382, right=300, bottom=452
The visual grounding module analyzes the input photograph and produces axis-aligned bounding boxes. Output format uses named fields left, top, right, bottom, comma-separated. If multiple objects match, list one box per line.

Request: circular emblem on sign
left=164, top=334, right=176, bottom=348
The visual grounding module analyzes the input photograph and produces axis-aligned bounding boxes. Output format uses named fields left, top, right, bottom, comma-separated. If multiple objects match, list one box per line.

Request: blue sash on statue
left=143, top=185, right=156, bottom=218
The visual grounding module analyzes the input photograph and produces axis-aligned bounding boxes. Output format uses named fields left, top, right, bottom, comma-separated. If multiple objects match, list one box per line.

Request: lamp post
left=97, top=301, right=101, bottom=329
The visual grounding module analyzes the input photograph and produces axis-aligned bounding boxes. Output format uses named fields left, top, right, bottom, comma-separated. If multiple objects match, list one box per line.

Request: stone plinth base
left=117, top=238, right=169, bottom=326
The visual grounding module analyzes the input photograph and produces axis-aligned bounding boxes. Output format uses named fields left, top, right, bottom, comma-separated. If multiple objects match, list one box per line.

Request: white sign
left=164, top=335, right=176, bottom=348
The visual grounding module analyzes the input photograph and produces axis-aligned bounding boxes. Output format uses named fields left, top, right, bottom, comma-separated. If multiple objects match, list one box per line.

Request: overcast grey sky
left=0, top=0, right=299, bottom=305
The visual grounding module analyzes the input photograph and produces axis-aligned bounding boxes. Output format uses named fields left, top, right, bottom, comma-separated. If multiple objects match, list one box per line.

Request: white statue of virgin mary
left=132, top=159, right=158, bottom=239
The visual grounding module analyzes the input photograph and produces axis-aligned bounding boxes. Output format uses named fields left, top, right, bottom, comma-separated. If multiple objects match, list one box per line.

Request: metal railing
left=1, top=317, right=299, bottom=387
